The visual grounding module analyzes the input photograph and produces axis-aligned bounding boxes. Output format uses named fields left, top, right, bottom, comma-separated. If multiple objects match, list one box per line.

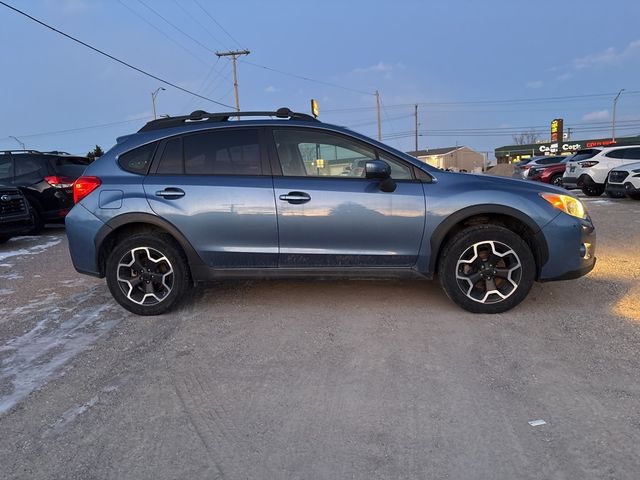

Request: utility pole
left=375, top=90, right=382, bottom=141
left=216, top=49, right=250, bottom=117
left=612, top=88, right=625, bottom=141
left=414, top=104, right=419, bottom=151
left=151, top=87, right=165, bottom=120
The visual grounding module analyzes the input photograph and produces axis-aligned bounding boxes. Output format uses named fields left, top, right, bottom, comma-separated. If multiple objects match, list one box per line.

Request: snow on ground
left=0, top=236, right=62, bottom=263
left=0, top=286, right=123, bottom=416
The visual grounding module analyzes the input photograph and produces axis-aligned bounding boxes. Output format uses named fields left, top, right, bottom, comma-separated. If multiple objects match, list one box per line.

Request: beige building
left=407, top=146, right=485, bottom=172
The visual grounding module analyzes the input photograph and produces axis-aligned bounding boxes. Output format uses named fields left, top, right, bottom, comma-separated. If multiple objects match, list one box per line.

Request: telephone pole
left=375, top=90, right=382, bottom=141
left=612, top=88, right=625, bottom=141
left=414, top=104, right=419, bottom=151
left=215, top=49, right=250, bottom=117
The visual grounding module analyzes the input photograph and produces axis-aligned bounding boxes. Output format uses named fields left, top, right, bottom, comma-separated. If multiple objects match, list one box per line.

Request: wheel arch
left=95, top=213, right=204, bottom=278
left=429, top=204, right=549, bottom=280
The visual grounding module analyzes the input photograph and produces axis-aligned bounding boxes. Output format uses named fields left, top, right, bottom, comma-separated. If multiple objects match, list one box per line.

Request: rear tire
left=0, top=236, right=9, bottom=244
left=581, top=184, right=604, bottom=196
left=438, top=225, right=536, bottom=314
left=106, top=233, right=190, bottom=315
left=550, top=173, right=563, bottom=187
left=25, top=201, right=44, bottom=235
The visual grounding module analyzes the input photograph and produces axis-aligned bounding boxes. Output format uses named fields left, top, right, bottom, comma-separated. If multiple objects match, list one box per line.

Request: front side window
left=273, top=129, right=411, bottom=179
left=183, top=129, right=261, bottom=175
left=605, top=148, right=627, bottom=159
left=624, top=148, right=640, bottom=160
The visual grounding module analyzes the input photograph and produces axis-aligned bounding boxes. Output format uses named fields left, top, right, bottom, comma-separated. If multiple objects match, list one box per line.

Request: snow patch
left=0, top=289, right=13, bottom=296
left=1, top=273, right=22, bottom=281
left=42, top=395, right=99, bottom=438
left=0, top=236, right=62, bottom=262
left=0, top=292, right=121, bottom=416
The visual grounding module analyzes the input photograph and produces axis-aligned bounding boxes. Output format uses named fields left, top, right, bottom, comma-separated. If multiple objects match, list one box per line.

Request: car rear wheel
left=106, top=233, right=190, bottom=315
left=25, top=201, right=44, bottom=235
left=438, top=225, right=535, bottom=314
left=581, top=184, right=605, bottom=196
left=550, top=173, right=563, bottom=187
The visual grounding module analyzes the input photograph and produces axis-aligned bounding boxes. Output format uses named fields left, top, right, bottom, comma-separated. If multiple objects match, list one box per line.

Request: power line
left=0, top=1, right=234, bottom=109
left=118, top=0, right=211, bottom=67
left=170, top=0, right=230, bottom=50
left=193, top=0, right=245, bottom=50
left=0, top=117, right=149, bottom=141
left=323, top=91, right=640, bottom=113
left=239, top=59, right=374, bottom=96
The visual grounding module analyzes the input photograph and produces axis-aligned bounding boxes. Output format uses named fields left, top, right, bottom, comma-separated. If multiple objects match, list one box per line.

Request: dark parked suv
left=0, top=184, right=34, bottom=243
left=0, top=150, right=91, bottom=232
left=66, top=108, right=596, bottom=315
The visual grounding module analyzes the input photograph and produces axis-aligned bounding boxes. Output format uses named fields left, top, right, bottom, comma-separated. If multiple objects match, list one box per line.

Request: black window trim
left=266, top=125, right=419, bottom=182
left=148, top=126, right=271, bottom=177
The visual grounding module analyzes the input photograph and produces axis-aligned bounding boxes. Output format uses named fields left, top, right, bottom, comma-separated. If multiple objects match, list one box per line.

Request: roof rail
left=138, top=107, right=319, bottom=133
left=0, top=149, right=43, bottom=155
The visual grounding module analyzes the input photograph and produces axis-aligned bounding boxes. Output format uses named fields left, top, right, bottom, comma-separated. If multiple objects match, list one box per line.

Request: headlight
left=540, top=193, right=587, bottom=219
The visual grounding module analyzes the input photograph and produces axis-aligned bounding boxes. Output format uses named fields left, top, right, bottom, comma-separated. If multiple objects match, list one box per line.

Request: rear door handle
left=155, top=188, right=185, bottom=199
left=279, top=191, right=311, bottom=204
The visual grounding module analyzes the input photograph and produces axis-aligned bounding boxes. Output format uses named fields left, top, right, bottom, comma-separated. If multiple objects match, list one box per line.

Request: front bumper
left=0, top=216, right=34, bottom=237
left=538, top=212, right=596, bottom=282
left=606, top=181, right=640, bottom=196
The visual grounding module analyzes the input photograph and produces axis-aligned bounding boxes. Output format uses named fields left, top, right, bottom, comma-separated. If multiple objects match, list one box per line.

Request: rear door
left=268, top=127, right=426, bottom=268
left=143, top=127, right=278, bottom=268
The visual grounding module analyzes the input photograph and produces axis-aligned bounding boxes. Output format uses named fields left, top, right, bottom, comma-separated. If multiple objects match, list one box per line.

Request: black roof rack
left=0, top=149, right=74, bottom=156
left=138, top=107, right=319, bottom=133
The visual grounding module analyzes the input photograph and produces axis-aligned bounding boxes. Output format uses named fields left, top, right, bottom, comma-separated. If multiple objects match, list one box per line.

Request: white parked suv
left=563, top=145, right=640, bottom=196
left=605, top=162, right=640, bottom=200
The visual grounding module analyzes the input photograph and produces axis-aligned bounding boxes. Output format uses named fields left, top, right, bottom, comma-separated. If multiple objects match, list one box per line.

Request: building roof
left=407, top=146, right=464, bottom=157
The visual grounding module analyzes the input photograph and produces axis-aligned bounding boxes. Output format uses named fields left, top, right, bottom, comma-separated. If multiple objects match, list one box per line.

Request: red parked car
left=527, top=156, right=571, bottom=187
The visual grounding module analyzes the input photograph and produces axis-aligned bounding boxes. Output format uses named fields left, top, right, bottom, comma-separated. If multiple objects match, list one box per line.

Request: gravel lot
left=0, top=194, right=639, bottom=479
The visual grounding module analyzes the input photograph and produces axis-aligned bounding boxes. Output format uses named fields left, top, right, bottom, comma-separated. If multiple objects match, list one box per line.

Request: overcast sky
left=1, top=0, right=639, bottom=158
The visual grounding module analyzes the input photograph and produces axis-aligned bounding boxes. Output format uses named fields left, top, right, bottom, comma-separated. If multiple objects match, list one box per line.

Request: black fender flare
left=94, top=212, right=205, bottom=274
left=427, top=204, right=549, bottom=277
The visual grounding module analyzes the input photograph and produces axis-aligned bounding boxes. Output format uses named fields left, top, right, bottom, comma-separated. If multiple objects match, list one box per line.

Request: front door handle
left=279, top=191, right=311, bottom=204
left=155, top=187, right=185, bottom=199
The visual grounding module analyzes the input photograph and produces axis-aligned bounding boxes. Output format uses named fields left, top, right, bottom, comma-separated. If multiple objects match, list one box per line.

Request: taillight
left=44, top=175, right=74, bottom=188
left=523, top=165, right=531, bottom=170
left=578, top=161, right=599, bottom=168
left=73, top=176, right=101, bottom=203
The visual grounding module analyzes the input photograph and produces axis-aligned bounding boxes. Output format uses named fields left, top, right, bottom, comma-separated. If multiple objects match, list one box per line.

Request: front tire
left=438, top=225, right=536, bottom=314
left=627, top=192, right=640, bottom=200
left=106, top=233, right=190, bottom=315
left=582, top=184, right=604, bottom=196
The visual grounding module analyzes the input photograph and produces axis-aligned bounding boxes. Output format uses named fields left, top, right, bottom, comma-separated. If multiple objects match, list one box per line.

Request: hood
left=442, top=170, right=569, bottom=195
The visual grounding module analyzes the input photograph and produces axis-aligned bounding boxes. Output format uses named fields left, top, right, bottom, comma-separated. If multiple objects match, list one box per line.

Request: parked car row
left=0, top=149, right=91, bottom=241
left=513, top=145, right=640, bottom=200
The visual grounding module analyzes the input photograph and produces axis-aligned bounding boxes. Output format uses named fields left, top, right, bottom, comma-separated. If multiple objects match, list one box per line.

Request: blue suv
left=66, top=108, right=596, bottom=315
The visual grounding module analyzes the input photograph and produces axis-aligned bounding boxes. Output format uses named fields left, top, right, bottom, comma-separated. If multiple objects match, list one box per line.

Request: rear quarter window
left=118, top=142, right=158, bottom=174
left=50, top=156, right=91, bottom=179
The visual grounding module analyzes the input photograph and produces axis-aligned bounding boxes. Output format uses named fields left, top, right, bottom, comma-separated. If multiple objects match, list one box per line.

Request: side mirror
left=365, top=160, right=391, bottom=179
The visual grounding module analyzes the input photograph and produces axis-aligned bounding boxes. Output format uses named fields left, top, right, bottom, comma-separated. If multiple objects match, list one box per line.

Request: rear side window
left=118, top=142, right=158, bottom=174
left=0, top=156, right=12, bottom=180
left=183, top=129, right=261, bottom=175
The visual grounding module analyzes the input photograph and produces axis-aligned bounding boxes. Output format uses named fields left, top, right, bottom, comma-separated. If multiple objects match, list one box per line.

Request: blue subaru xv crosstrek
left=66, top=108, right=596, bottom=315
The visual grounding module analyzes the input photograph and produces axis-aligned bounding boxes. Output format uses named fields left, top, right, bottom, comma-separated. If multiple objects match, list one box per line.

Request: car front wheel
left=106, top=233, right=190, bottom=315
left=438, top=225, right=535, bottom=314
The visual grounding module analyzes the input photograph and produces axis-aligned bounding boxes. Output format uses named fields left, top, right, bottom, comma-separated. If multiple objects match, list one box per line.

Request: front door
left=143, top=127, right=278, bottom=268
left=269, top=127, right=426, bottom=268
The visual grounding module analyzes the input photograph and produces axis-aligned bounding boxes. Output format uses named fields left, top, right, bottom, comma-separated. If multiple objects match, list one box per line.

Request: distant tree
left=512, top=130, right=540, bottom=145
left=86, top=145, right=104, bottom=161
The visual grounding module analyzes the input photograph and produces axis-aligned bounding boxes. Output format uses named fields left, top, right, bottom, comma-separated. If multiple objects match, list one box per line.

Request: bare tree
left=512, top=130, right=540, bottom=145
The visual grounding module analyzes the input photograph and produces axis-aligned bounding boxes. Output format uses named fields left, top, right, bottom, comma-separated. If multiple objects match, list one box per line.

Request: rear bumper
left=65, top=203, right=107, bottom=277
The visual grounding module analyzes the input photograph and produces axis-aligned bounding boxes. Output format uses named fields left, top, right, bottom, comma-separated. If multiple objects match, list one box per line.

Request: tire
left=581, top=184, right=604, bottom=197
left=105, top=233, right=190, bottom=315
left=0, top=236, right=9, bottom=244
left=550, top=174, right=563, bottom=187
left=627, top=192, right=640, bottom=200
left=437, top=225, right=536, bottom=314
left=605, top=189, right=626, bottom=199
left=25, top=201, right=44, bottom=235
